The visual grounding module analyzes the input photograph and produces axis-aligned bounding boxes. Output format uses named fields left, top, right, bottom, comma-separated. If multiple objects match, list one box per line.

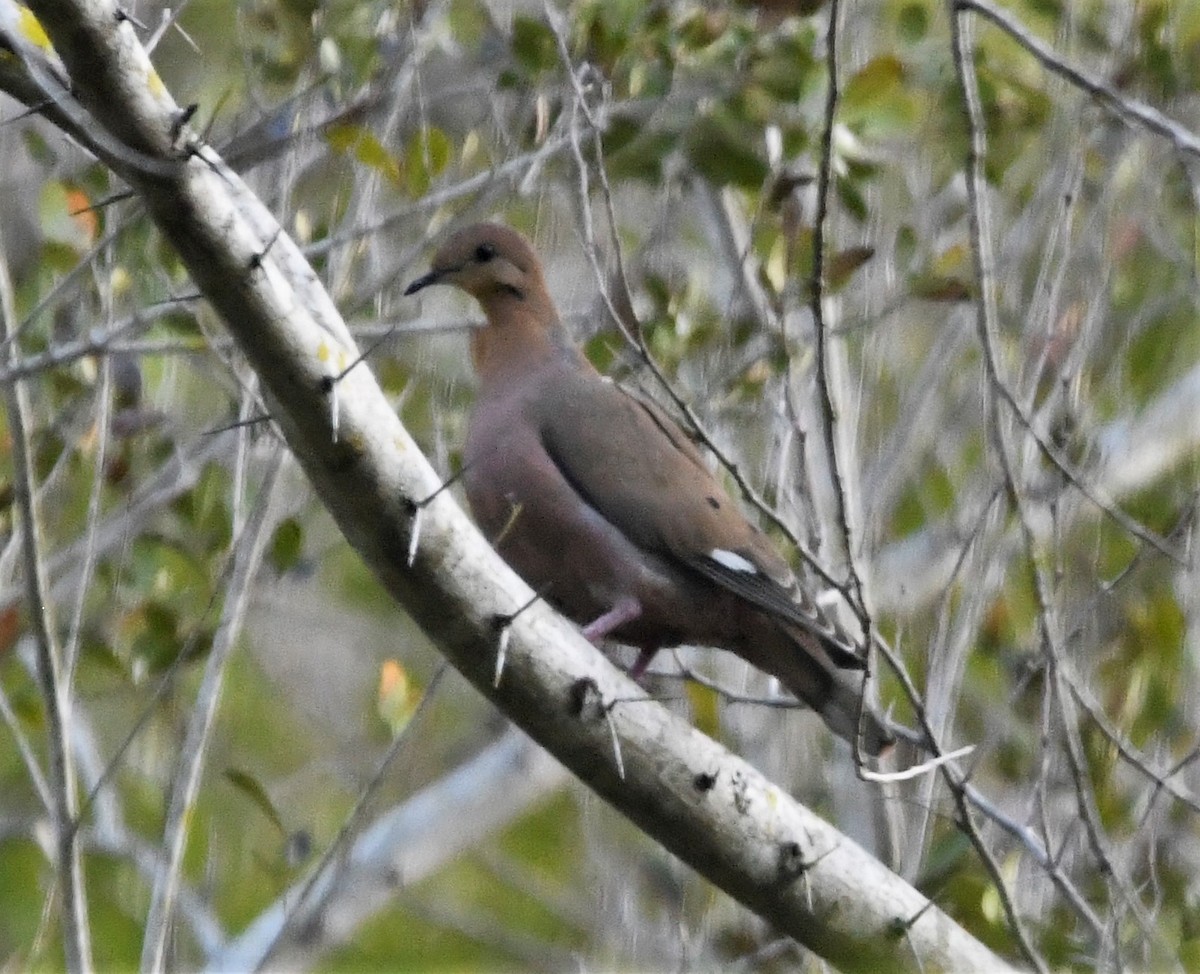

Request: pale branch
left=948, top=7, right=1047, bottom=969
left=0, top=298, right=196, bottom=384
left=958, top=0, right=1200, bottom=159
left=209, top=727, right=567, bottom=973
left=141, top=445, right=284, bottom=973
left=0, top=198, right=93, bottom=972
left=62, top=352, right=111, bottom=685
left=70, top=717, right=228, bottom=958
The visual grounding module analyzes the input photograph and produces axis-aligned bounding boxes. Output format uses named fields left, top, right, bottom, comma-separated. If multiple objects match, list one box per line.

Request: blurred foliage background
left=2, top=0, right=1200, bottom=969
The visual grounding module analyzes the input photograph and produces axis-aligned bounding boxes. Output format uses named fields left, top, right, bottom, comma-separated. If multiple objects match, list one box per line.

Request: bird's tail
left=818, top=666, right=894, bottom=757
left=743, top=619, right=894, bottom=756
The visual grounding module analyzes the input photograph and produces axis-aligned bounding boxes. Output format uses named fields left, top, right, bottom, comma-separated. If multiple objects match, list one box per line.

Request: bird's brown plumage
left=405, top=222, right=892, bottom=754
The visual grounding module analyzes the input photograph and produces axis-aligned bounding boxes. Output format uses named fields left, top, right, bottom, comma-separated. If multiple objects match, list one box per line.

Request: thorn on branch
left=777, top=833, right=834, bottom=885
left=889, top=898, right=935, bottom=937
left=567, top=676, right=626, bottom=778
left=406, top=505, right=423, bottom=568
left=114, top=8, right=149, bottom=30
left=328, top=321, right=402, bottom=388
left=489, top=591, right=542, bottom=686
left=247, top=228, right=282, bottom=273
left=169, top=103, right=198, bottom=144
left=398, top=465, right=476, bottom=566
left=777, top=841, right=809, bottom=881
left=204, top=413, right=272, bottom=437
left=327, top=378, right=340, bottom=442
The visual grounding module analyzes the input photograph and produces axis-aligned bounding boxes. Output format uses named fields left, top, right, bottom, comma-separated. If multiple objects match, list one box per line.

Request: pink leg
left=581, top=598, right=657, bottom=681
left=627, top=648, right=658, bottom=681
left=581, top=596, right=642, bottom=644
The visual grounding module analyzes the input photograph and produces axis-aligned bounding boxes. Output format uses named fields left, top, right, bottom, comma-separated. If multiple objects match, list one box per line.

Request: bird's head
left=404, top=223, right=544, bottom=306
left=405, top=222, right=579, bottom=381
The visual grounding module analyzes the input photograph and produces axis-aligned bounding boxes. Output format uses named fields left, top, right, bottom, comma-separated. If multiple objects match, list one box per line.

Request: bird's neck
left=470, top=290, right=583, bottom=386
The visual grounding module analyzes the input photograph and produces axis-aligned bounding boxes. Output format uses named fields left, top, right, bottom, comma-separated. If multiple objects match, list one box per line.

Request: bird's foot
left=581, top=596, right=642, bottom=644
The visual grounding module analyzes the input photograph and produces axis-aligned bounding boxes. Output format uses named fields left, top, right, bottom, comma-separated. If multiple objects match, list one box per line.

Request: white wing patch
left=709, top=549, right=759, bottom=574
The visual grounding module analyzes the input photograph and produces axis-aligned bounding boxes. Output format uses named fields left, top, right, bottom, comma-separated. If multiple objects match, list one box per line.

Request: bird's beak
left=403, top=269, right=444, bottom=296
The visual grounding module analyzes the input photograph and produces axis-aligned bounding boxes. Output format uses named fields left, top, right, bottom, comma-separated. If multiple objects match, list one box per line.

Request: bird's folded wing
left=536, top=372, right=865, bottom=670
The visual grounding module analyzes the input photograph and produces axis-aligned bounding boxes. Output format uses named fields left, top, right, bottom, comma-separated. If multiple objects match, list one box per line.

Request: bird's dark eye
left=475, top=243, right=497, bottom=263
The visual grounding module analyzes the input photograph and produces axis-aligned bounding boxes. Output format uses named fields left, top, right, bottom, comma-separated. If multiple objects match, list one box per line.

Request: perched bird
left=405, top=222, right=893, bottom=754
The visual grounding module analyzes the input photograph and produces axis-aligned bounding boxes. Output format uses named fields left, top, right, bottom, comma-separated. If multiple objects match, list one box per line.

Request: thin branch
left=950, top=4, right=1172, bottom=958
left=947, top=8, right=1050, bottom=969
left=859, top=746, right=975, bottom=784
left=0, top=296, right=198, bottom=384
left=957, top=0, right=1200, bottom=159
left=808, top=0, right=885, bottom=771
left=307, top=134, right=573, bottom=262
left=63, top=344, right=112, bottom=684
left=960, top=779, right=1103, bottom=934
left=808, top=0, right=864, bottom=612
left=0, top=678, right=54, bottom=812
left=0, top=213, right=93, bottom=972
left=248, top=665, right=449, bottom=972
left=211, top=725, right=567, bottom=973
left=140, top=441, right=284, bottom=973
left=1065, top=668, right=1200, bottom=817
left=70, top=715, right=228, bottom=958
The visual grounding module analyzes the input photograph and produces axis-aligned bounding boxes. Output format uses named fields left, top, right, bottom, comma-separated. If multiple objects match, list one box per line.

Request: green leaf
left=269, top=517, right=304, bottom=573
left=826, top=245, right=875, bottom=289
left=130, top=601, right=182, bottom=672
left=225, top=768, right=287, bottom=835
left=896, top=2, right=930, bottom=42
left=511, top=15, right=558, bottom=75
left=405, top=126, right=454, bottom=196
left=602, top=117, right=677, bottom=182
left=843, top=55, right=905, bottom=112
left=749, top=30, right=818, bottom=102
left=686, top=110, right=768, bottom=189
left=841, top=54, right=916, bottom=136
left=836, top=173, right=869, bottom=221
left=685, top=678, right=722, bottom=740
left=325, top=124, right=402, bottom=185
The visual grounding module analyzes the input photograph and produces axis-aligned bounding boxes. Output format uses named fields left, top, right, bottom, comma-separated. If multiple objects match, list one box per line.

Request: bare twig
left=0, top=679, right=54, bottom=812
left=63, top=342, right=113, bottom=684
left=0, top=212, right=93, bottom=972
left=948, top=9, right=1050, bottom=970
left=957, top=0, right=1200, bottom=159
left=1065, top=669, right=1200, bottom=817
left=807, top=0, right=885, bottom=773
left=140, top=436, right=285, bottom=973
left=859, top=746, right=975, bottom=784
left=250, top=665, right=449, bottom=971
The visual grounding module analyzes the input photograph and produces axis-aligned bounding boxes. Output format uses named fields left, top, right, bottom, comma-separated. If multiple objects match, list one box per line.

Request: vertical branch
left=0, top=239, right=93, bottom=970
left=953, top=1, right=1158, bottom=956
left=64, top=340, right=113, bottom=684
left=807, top=0, right=887, bottom=773
left=947, top=6, right=1050, bottom=971
left=140, top=434, right=284, bottom=973
left=807, top=0, right=866, bottom=599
